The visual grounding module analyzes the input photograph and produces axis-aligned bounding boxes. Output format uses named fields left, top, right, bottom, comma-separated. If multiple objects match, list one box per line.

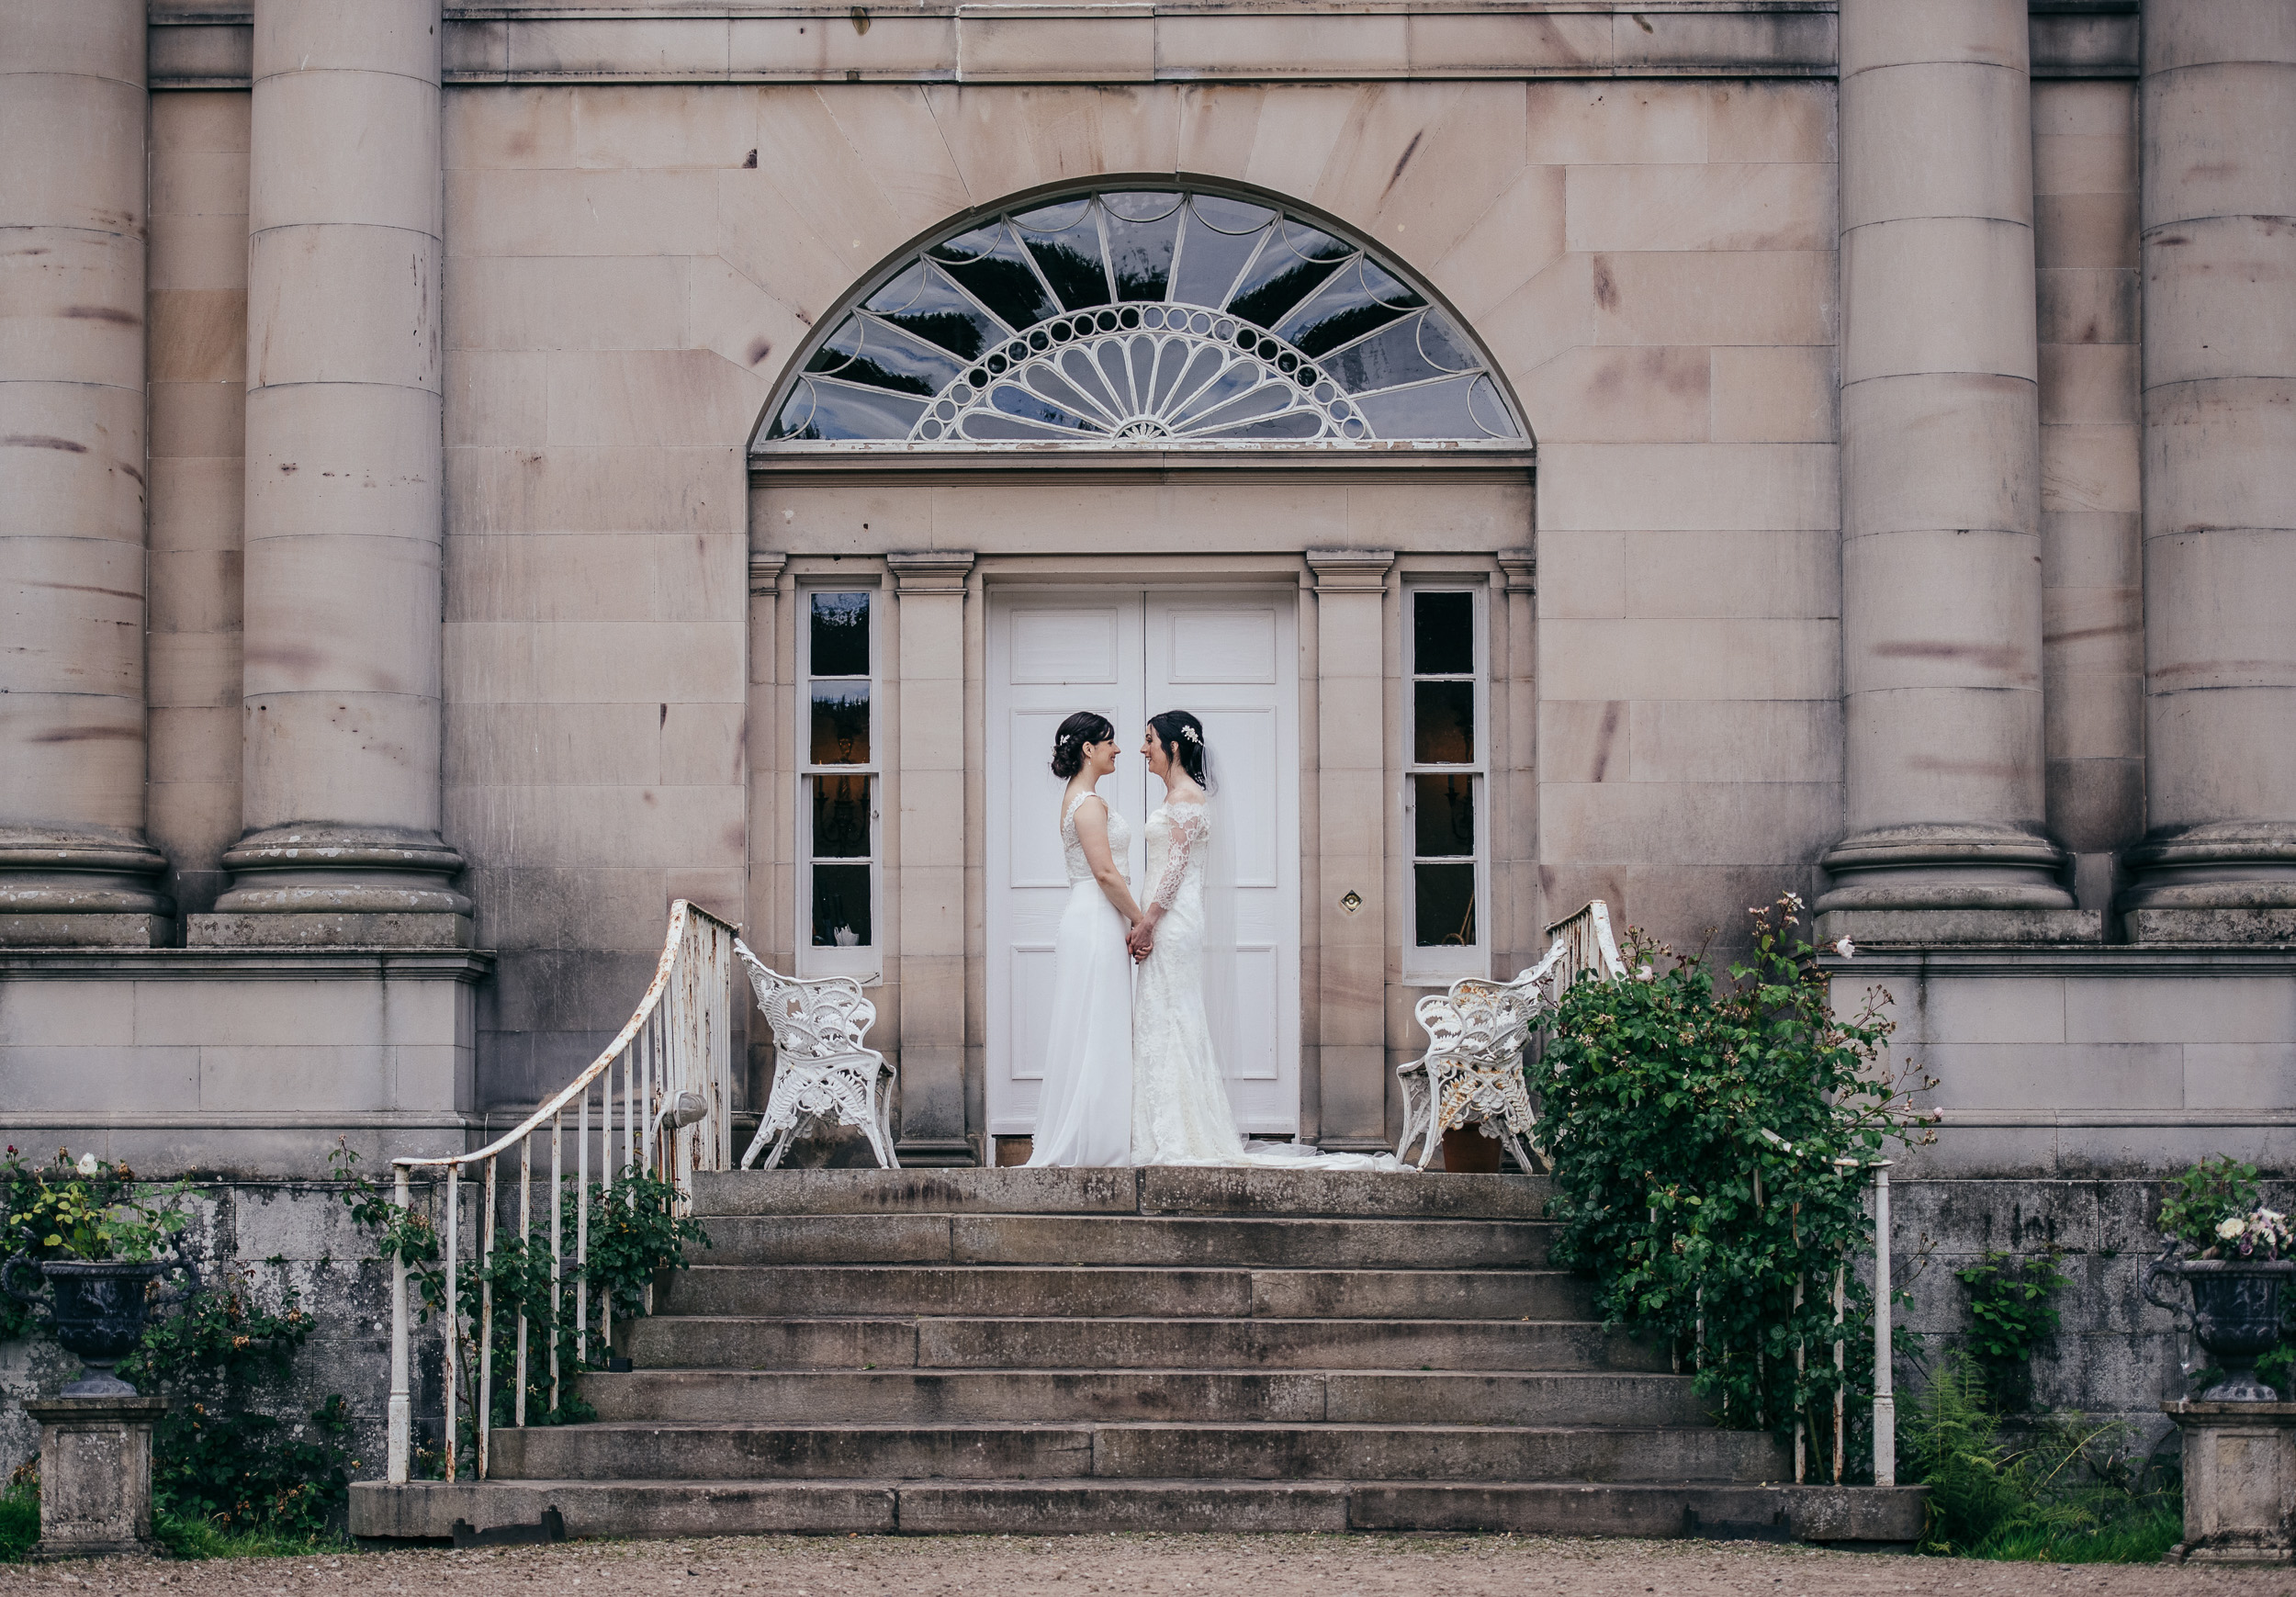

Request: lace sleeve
left=1148, top=806, right=1209, bottom=911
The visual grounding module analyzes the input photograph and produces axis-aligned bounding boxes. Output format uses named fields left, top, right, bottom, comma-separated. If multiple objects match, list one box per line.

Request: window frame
left=797, top=582, right=883, bottom=982
left=1401, top=579, right=1490, bottom=983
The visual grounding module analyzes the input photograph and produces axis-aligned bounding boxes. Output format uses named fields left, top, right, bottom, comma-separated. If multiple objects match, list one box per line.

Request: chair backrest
left=733, top=940, right=878, bottom=1062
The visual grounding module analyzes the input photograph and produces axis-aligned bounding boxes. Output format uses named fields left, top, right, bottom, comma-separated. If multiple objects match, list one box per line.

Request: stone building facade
left=3, top=0, right=2293, bottom=1459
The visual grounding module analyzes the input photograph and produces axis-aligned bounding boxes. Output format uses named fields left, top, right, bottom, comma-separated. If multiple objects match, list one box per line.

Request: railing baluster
left=1873, top=1162, right=1896, bottom=1487
left=478, top=1157, right=497, bottom=1480
left=577, top=1082, right=591, bottom=1369
left=443, top=1164, right=460, bottom=1483
left=550, top=1109, right=564, bottom=1414
left=380, top=901, right=737, bottom=1477
left=1832, top=1262, right=1847, bottom=1485
left=515, top=1133, right=530, bottom=1428
left=387, top=1166, right=411, bottom=1483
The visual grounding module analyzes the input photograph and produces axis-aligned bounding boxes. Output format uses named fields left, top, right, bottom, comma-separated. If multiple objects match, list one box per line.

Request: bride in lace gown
left=1129, top=711, right=1405, bottom=1171
left=1025, top=713, right=1146, bottom=1168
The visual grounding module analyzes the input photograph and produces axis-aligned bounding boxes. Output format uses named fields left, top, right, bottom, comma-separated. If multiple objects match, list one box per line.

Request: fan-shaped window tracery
left=755, top=189, right=1525, bottom=450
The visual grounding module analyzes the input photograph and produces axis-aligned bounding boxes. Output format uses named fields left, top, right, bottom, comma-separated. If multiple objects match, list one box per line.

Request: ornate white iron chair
left=733, top=939, right=899, bottom=1170
left=1396, top=900, right=1626, bottom=1173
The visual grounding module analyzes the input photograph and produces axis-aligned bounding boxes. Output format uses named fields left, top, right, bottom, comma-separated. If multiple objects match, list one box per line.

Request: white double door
left=986, top=588, right=1301, bottom=1141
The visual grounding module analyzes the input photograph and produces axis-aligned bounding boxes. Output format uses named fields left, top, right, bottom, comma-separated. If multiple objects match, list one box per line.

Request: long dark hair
left=1147, top=709, right=1213, bottom=793
left=1050, top=711, right=1116, bottom=780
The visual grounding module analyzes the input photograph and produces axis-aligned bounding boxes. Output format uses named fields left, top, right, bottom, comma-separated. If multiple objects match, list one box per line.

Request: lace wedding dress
left=1132, top=798, right=1404, bottom=1171
left=1025, top=792, right=1136, bottom=1168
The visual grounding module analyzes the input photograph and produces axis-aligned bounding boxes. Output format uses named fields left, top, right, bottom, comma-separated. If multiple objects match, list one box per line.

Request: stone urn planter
left=3, top=1254, right=197, bottom=1396
left=2143, top=1248, right=2294, bottom=1402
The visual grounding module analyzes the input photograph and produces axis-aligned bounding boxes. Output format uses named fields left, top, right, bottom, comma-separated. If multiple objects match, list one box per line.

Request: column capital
left=886, top=551, right=975, bottom=595
left=1305, top=548, right=1395, bottom=593
left=1496, top=549, right=1536, bottom=593
left=748, top=551, right=788, bottom=597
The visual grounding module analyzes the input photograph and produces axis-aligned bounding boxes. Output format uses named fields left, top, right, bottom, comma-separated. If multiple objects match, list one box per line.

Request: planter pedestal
left=2162, top=1401, right=2296, bottom=1565
left=22, top=1395, right=167, bottom=1559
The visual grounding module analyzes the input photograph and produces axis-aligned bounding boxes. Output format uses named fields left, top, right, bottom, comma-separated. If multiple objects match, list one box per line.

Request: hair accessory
left=1181, top=726, right=1200, bottom=744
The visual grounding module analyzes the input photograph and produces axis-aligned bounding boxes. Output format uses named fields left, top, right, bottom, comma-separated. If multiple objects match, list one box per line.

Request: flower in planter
left=2203, top=1207, right=2292, bottom=1261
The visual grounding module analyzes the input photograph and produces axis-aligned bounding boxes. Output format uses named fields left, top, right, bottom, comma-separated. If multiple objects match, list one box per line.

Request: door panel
left=988, top=588, right=1299, bottom=1140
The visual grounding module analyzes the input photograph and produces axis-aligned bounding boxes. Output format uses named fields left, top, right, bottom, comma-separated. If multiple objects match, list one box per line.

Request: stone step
left=576, top=1367, right=1706, bottom=1427
left=698, top=1213, right=1556, bottom=1270
left=488, top=1421, right=1788, bottom=1485
left=693, top=1166, right=1550, bottom=1221
left=659, top=1264, right=1598, bottom=1321
left=619, top=1315, right=1660, bottom=1373
left=352, top=1477, right=1927, bottom=1543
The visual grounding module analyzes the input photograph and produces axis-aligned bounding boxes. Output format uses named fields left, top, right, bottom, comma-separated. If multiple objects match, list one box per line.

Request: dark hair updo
left=1146, top=709, right=1214, bottom=793
left=1050, top=711, right=1117, bottom=780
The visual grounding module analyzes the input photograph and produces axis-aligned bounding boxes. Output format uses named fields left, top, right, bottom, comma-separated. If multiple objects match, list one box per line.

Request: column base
left=205, top=825, right=471, bottom=948
left=0, top=827, right=175, bottom=946
left=1814, top=906, right=2102, bottom=947
left=0, top=914, right=172, bottom=949
left=187, top=910, right=472, bottom=949
left=1817, top=822, right=2077, bottom=921
left=2120, top=822, right=2296, bottom=944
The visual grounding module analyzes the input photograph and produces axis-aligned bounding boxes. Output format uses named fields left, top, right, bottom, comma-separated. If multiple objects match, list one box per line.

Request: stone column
left=887, top=551, right=976, bottom=1165
left=0, top=1, right=172, bottom=947
left=1496, top=549, right=1539, bottom=976
left=194, top=0, right=467, bottom=948
left=2121, top=0, right=2296, bottom=943
left=1306, top=549, right=1392, bottom=1150
left=1818, top=0, right=2092, bottom=942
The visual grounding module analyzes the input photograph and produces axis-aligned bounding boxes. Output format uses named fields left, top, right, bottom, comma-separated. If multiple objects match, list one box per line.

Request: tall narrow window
left=1406, top=585, right=1485, bottom=977
left=803, top=590, right=877, bottom=977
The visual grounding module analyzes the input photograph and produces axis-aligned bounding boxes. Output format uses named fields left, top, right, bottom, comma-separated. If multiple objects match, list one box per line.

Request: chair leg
left=738, top=1114, right=778, bottom=1170
left=1395, top=1074, right=1427, bottom=1164
left=760, top=1119, right=804, bottom=1171
left=872, top=1074, right=900, bottom=1169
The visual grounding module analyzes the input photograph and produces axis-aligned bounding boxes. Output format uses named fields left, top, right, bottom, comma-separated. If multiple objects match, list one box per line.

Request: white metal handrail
left=383, top=899, right=739, bottom=1483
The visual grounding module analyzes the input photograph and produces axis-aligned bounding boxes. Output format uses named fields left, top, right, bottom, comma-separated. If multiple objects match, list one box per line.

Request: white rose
left=1636, top=963, right=1655, bottom=982
left=2218, top=1217, right=2246, bottom=1239
left=1834, top=937, right=1856, bottom=959
left=75, top=1153, right=97, bottom=1176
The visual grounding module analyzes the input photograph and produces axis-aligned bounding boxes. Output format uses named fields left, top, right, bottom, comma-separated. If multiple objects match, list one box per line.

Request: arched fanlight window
left=754, top=188, right=1525, bottom=450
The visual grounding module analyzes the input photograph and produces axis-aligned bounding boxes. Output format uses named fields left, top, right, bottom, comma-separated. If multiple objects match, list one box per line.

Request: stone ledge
left=1819, top=943, right=2296, bottom=977
left=0, top=949, right=494, bottom=979
left=1814, top=907, right=2104, bottom=947
left=187, top=911, right=475, bottom=950
left=0, top=915, right=173, bottom=950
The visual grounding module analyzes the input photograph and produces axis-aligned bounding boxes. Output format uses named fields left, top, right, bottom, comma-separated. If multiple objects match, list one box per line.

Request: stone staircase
left=350, top=1166, right=1922, bottom=1543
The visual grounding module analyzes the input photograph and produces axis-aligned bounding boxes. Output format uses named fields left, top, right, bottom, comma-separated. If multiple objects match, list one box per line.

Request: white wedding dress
left=1025, top=792, right=1136, bottom=1168
left=1131, top=798, right=1403, bottom=1171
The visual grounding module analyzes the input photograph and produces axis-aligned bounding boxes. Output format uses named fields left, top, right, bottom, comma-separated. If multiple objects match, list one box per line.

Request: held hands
left=1127, top=907, right=1162, bottom=963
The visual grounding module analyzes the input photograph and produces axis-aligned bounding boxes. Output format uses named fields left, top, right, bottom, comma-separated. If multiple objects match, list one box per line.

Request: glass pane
left=810, top=682, right=871, bottom=764
left=809, top=592, right=869, bottom=676
left=865, top=262, right=1003, bottom=360
left=768, top=376, right=928, bottom=443
left=1015, top=198, right=1112, bottom=312
left=928, top=221, right=1058, bottom=331
left=1103, top=191, right=1184, bottom=300
left=1412, top=773, right=1475, bottom=859
left=1414, top=862, right=1477, bottom=949
left=1227, top=220, right=1353, bottom=330
left=1413, top=680, right=1475, bottom=764
left=1274, top=257, right=1424, bottom=359
left=1170, top=197, right=1274, bottom=309
left=804, top=314, right=965, bottom=397
left=1414, top=591, right=1474, bottom=676
left=812, top=863, right=872, bottom=948
left=812, top=774, right=872, bottom=858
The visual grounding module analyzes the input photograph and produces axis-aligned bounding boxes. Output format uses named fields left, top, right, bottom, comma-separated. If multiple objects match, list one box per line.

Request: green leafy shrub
left=1956, top=1250, right=2071, bottom=1411
left=118, top=1268, right=352, bottom=1541
left=1532, top=895, right=1931, bottom=1466
left=2159, top=1155, right=2262, bottom=1253
left=1, top=1146, right=193, bottom=1340
left=0, top=1468, right=36, bottom=1562
left=1903, top=1353, right=2179, bottom=1560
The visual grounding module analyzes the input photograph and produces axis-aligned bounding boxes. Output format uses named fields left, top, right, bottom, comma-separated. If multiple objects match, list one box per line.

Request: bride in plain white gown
left=1025, top=712, right=1147, bottom=1168
left=1129, top=711, right=1405, bottom=1171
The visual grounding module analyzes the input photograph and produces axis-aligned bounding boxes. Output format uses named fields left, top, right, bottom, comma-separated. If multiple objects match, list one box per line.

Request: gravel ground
left=1, top=1534, right=2289, bottom=1597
